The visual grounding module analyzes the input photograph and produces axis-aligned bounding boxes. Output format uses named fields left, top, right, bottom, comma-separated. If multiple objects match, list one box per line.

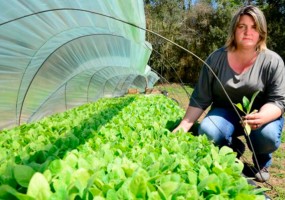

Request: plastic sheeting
left=0, top=0, right=159, bottom=130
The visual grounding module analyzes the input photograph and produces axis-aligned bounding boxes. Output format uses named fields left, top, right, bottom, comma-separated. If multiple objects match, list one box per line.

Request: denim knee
left=198, top=121, right=221, bottom=145
left=248, top=117, right=283, bottom=154
left=250, top=129, right=282, bottom=154
left=197, top=108, right=240, bottom=146
left=198, top=117, right=233, bottom=146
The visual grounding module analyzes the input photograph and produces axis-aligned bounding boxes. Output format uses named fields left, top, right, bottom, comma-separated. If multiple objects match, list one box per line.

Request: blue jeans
left=198, top=107, right=284, bottom=168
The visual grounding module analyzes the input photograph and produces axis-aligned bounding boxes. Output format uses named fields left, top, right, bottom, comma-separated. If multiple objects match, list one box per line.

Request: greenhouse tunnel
left=0, top=0, right=159, bottom=130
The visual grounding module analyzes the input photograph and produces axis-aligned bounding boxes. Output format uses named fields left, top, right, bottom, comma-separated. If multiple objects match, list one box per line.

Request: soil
left=264, top=143, right=285, bottom=199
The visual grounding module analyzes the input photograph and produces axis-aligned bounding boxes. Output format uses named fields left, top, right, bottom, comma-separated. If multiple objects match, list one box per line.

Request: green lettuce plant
left=0, top=94, right=267, bottom=199
left=235, top=91, right=260, bottom=135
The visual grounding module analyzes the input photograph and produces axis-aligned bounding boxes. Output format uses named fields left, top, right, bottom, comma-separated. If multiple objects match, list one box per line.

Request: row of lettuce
left=0, top=94, right=266, bottom=199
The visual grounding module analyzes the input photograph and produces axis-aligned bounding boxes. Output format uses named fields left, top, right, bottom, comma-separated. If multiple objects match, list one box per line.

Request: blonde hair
left=225, top=5, right=267, bottom=51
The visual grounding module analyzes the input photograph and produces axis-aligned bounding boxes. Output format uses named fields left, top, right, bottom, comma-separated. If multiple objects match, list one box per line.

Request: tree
left=262, top=0, right=285, bottom=60
left=144, top=0, right=285, bottom=84
left=144, top=0, right=188, bottom=82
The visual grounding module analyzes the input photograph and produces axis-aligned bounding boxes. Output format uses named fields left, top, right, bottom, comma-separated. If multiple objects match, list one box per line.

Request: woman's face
left=234, top=14, right=260, bottom=50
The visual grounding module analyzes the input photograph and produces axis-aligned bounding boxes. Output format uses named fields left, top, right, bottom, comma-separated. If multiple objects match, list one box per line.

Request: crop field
left=0, top=91, right=271, bottom=199
left=155, top=83, right=285, bottom=200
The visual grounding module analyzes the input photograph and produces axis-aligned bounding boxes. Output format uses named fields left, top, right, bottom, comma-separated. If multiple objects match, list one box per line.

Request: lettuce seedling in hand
left=235, top=91, right=260, bottom=135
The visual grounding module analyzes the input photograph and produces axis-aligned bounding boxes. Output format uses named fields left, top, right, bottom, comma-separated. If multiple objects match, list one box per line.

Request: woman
left=173, top=5, right=285, bottom=182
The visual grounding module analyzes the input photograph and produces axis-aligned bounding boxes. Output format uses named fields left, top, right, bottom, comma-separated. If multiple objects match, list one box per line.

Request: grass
left=154, top=83, right=285, bottom=200
left=153, top=83, right=193, bottom=110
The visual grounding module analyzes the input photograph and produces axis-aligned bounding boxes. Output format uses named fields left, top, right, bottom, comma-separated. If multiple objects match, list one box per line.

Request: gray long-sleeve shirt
left=190, top=47, right=285, bottom=113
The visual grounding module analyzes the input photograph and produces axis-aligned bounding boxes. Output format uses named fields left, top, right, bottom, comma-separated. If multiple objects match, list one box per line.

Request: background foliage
left=144, top=0, right=285, bottom=85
